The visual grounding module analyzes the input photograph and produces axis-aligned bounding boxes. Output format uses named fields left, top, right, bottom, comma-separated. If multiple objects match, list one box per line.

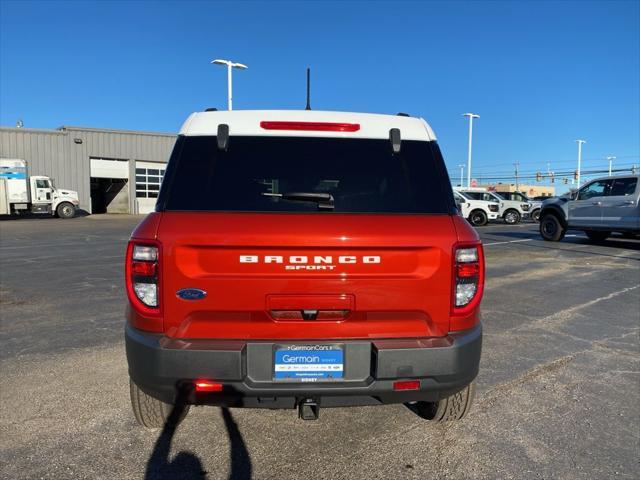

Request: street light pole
left=606, top=155, right=616, bottom=176
left=211, top=59, right=248, bottom=111
left=463, top=113, right=480, bottom=188
left=227, top=63, right=233, bottom=110
left=457, top=164, right=465, bottom=187
left=575, top=139, right=586, bottom=187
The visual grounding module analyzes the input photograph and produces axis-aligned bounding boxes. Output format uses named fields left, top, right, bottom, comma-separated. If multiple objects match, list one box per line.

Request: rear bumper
left=125, top=323, right=482, bottom=408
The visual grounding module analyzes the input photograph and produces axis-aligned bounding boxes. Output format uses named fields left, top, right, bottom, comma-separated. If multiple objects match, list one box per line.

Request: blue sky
left=1, top=0, right=639, bottom=191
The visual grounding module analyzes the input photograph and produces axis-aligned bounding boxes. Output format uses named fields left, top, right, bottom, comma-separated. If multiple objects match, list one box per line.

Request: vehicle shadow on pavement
left=145, top=406, right=252, bottom=480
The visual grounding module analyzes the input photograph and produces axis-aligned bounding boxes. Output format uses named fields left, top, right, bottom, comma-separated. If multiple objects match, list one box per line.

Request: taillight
left=452, top=243, right=485, bottom=318
left=126, top=241, right=160, bottom=314
left=260, top=121, right=361, bottom=132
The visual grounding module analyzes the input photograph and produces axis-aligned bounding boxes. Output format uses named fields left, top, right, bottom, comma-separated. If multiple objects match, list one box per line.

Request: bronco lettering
left=239, top=255, right=381, bottom=264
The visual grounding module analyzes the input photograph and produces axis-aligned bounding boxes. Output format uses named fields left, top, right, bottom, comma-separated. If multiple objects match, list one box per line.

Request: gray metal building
left=0, top=126, right=176, bottom=214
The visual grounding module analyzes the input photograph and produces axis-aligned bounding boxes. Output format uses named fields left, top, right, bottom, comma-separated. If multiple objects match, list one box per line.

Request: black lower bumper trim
left=125, top=324, right=482, bottom=407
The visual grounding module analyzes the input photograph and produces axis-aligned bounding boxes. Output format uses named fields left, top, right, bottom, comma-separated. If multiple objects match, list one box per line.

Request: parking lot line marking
left=483, top=239, right=534, bottom=246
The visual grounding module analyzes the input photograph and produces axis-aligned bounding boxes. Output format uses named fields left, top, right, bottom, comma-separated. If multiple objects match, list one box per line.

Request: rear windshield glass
left=160, top=136, right=452, bottom=214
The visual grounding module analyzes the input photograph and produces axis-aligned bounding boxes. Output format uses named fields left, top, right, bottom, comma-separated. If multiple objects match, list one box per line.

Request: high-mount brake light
left=452, top=244, right=485, bottom=316
left=260, top=121, right=361, bottom=132
left=126, top=242, right=160, bottom=311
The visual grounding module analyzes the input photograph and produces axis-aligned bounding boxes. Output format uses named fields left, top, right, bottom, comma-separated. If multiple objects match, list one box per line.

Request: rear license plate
left=273, top=344, right=344, bottom=382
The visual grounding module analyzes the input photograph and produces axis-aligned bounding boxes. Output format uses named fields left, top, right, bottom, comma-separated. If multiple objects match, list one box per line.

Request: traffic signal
left=536, top=171, right=542, bottom=182
left=563, top=178, right=568, bottom=184
left=550, top=172, right=555, bottom=183
left=574, top=170, right=579, bottom=180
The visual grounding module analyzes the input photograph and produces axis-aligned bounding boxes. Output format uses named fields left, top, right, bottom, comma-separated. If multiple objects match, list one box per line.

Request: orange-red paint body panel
left=127, top=212, right=482, bottom=339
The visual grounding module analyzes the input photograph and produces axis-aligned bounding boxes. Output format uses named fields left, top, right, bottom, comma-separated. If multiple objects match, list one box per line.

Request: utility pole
left=575, top=139, right=586, bottom=187
left=513, top=162, right=520, bottom=190
left=457, top=164, right=465, bottom=187
left=463, top=113, right=480, bottom=188
left=606, top=155, right=616, bottom=176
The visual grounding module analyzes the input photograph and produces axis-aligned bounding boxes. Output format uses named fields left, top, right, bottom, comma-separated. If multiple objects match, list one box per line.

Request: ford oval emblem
left=176, top=288, right=207, bottom=300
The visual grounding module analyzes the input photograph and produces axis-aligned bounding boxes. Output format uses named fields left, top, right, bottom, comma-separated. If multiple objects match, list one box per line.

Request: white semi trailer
left=0, top=159, right=79, bottom=218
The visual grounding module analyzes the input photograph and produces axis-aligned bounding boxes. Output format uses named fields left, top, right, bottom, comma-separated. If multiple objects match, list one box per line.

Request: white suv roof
left=179, top=110, right=437, bottom=141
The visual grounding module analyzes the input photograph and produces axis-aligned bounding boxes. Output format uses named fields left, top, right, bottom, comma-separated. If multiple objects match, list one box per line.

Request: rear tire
left=415, top=381, right=476, bottom=421
left=468, top=209, right=488, bottom=227
left=585, top=230, right=610, bottom=243
left=531, top=209, right=541, bottom=222
left=540, top=213, right=565, bottom=242
left=503, top=209, right=521, bottom=225
left=129, top=379, right=190, bottom=429
left=56, top=202, right=76, bottom=219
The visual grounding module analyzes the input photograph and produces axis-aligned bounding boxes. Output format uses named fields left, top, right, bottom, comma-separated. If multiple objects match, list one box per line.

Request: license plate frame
left=273, top=343, right=345, bottom=382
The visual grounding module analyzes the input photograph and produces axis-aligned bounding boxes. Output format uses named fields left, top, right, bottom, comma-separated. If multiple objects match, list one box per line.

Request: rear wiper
left=262, top=192, right=334, bottom=210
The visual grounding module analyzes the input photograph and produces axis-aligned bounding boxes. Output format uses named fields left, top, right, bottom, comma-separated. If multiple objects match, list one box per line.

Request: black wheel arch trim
left=540, top=206, right=567, bottom=228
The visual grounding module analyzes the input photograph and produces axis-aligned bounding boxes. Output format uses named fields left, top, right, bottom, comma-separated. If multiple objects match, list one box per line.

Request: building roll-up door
left=90, top=158, right=130, bottom=214
left=135, top=161, right=166, bottom=214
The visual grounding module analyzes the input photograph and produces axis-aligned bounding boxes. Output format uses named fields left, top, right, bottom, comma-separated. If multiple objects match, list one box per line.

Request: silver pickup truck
left=539, top=174, right=640, bottom=242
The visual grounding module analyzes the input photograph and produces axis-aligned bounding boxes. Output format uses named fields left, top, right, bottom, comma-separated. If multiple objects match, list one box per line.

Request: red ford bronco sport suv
left=125, top=110, right=484, bottom=427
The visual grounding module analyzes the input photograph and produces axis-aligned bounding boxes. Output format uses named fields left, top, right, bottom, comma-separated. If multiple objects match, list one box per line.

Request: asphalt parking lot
left=1, top=215, right=639, bottom=480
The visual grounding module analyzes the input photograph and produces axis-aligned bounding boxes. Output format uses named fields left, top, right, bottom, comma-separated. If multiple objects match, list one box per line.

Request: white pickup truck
left=0, top=159, right=79, bottom=218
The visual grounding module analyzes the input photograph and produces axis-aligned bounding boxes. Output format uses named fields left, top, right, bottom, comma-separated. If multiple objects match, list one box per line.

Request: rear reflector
left=260, top=121, right=360, bottom=132
left=393, top=380, right=421, bottom=391
left=195, top=380, right=223, bottom=393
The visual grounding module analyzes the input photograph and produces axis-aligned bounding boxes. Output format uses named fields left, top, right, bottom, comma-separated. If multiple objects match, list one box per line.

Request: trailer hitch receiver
left=298, top=399, right=320, bottom=421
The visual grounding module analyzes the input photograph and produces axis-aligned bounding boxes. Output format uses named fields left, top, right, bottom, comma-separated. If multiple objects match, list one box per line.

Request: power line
left=454, top=154, right=640, bottom=170
left=448, top=161, right=639, bottom=178
left=447, top=166, right=637, bottom=182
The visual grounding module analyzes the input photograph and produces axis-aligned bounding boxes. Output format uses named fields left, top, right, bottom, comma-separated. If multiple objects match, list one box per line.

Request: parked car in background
left=454, top=190, right=500, bottom=226
left=539, top=174, right=640, bottom=242
left=456, top=188, right=530, bottom=225
left=494, top=191, right=542, bottom=222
